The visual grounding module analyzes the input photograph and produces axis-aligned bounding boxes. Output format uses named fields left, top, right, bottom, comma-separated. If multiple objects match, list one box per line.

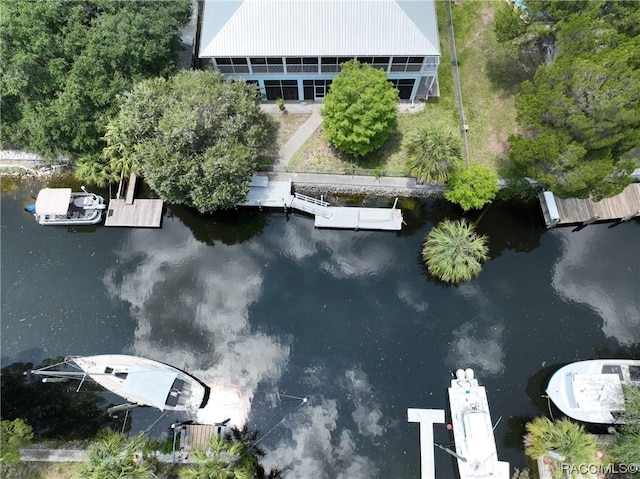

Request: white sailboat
left=31, top=355, right=210, bottom=413
left=546, top=359, right=640, bottom=424
left=448, top=368, right=510, bottom=479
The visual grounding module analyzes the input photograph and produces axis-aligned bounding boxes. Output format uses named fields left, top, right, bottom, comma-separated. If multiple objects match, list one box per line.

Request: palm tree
left=74, top=154, right=118, bottom=188
left=78, top=429, right=154, bottom=479
left=102, top=120, right=138, bottom=199
left=178, top=434, right=255, bottom=479
left=605, top=385, right=640, bottom=465
left=422, top=219, right=488, bottom=284
left=524, top=417, right=598, bottom=472
left=403, top=126, right=463, bottom=183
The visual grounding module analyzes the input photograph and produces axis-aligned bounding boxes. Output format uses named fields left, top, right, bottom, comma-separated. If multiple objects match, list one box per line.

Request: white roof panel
left=200, top=0, right=440, bottom=58
left=35, top=188, right=72, bottom=215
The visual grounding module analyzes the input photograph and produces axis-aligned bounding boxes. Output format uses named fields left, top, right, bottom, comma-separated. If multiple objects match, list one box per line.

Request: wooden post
left=548, top=218, right=560, bottom=228
left=620, top=210, right=640, bottom=222
left=582, top=215, right=600, bottom=226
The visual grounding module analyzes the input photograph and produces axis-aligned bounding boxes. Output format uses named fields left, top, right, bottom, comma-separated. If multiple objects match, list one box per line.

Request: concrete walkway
left=20, top=448, right=87, bottom=462
left=268, top=171, right=446, bottom=196
left=275, top=112, right=323, bottom=170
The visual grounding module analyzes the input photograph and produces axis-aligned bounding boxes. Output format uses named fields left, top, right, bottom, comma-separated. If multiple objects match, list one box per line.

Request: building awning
left=35, top=188, right=72, bottom=215
left=200, top=0, right=440, bottom=58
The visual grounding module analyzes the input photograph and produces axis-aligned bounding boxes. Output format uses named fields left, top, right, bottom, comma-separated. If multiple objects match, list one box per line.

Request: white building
left=199, top=0, right=441, bottom=102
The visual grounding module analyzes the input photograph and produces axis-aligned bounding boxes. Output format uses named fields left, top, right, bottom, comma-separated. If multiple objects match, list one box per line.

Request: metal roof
left=199, top=0, right=440, bottom=58
left=35, top=188, right=72, bottom=215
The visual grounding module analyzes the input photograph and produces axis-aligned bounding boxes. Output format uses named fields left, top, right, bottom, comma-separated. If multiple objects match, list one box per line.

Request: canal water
left=2, top=177, right=639, bottom=479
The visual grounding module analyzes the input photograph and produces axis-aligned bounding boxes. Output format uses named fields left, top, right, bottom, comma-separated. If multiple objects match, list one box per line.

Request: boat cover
left=35, top=188, right=72, bottom=215
left=120, top=370, right=178, bottom=410
left=572, top=373, right=623, bottom=410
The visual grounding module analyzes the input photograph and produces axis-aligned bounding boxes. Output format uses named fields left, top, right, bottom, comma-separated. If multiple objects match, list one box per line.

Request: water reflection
left=103, top=217, right=289, bottom=427
left=552, top=227, right=640, bottom=345
left=3, top=179, right=640, bottom=479
left=261, top=398, right=378, bottom=479
left=1, top=359, right=125, bottom=439
left=169, top=204, right=269, bottom=247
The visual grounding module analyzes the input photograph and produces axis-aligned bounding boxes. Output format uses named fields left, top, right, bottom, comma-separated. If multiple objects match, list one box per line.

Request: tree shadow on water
left=167, top=204, right=269, bottom=247
left=1, top=358, right=126, bottom=440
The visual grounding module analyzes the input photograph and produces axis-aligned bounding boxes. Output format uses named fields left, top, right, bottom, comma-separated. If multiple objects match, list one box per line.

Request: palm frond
left=422, top=219, right=488, bottom=283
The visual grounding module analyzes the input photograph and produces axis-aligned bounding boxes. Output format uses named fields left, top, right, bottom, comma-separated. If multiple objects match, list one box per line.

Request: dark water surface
left=2, top=179, right=639, bottom=479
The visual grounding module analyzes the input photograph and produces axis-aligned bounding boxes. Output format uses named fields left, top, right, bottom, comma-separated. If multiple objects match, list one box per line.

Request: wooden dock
left=104, top=173, right=164, bottom=228
left=178, top=424, right=219, bottom=452
left=539, top=183, right=640, bottom=228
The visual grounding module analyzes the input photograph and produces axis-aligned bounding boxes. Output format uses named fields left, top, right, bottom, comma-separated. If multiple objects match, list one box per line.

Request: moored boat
left=31, top=355, right=210, bottom=413
left=448, top=368, right=510, bottom=479
left=26, top=187, right=106, bottom=225
left=545, top=359, right=640, bottom=424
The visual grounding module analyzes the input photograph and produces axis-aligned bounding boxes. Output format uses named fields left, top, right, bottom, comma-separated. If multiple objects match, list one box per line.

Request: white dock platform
left=408, top=408, right=445, bottom=479
left=315, top=206, right=403, bottom=230
left=242, top=175, right=404, bottom=231
left=243, top=176, right=292, bottom=208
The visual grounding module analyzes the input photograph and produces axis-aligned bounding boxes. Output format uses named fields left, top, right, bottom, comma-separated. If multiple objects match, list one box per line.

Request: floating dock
left=539, top=183, right=640, bottom=228
left=244, top=175, right=404, bottom=231
left=408, top=408, right=445, bottom=479
left=104, top=173, right=164, bottom=228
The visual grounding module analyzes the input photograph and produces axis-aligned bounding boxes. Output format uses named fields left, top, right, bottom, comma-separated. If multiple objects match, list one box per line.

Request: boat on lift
left=546, top=359, right=640, bottom=424
left=448, top=368, right=510, bottom=479
left=31, top=355, right=210, bottom=413
left=26, top=187, right=106, bottom=225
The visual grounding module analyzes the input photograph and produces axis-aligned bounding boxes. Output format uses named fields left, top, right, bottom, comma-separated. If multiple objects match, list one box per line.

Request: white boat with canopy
left=27, top=187, right=106, bottom=225
left=448, top=368, right=510, bottom=479
left=546, top=359, right=640, bottom=424
left=31, top=355, right=210, bottom=413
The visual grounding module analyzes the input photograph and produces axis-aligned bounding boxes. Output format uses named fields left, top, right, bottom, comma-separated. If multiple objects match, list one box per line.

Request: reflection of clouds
left=453, top=282, right=490, bottom=308
left=552, top=228, right=640, bottom=346
left=277, top=224, right=394, bottom=279
left=104, top=216, right=393, bottom=473
left=103, top=220, right=289, bottom=426
left=447, top=322, right=505, bottom=376
left=397, top=281, right=429, bottom=312
left=448, top=283, right=505, bottom=376
left=344, top=367, right=385, bottom=438
left=262, top=399, right=378, bottom=479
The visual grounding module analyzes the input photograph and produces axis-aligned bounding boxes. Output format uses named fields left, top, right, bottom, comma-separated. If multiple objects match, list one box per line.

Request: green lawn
left=450, top=0, right=520, bottom=169
left=288, top=0, right=519, bottom=175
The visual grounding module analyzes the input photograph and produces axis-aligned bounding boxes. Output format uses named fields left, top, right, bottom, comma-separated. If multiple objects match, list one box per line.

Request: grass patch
left=1, top=462, right=84, bottom=479
left=288, top=110, right=441, bottom=175
left=450, top=0, right=519, bottom=168
left=262, top=112, right=312, bottom=162
left=268, top=113, right=312, bottom=151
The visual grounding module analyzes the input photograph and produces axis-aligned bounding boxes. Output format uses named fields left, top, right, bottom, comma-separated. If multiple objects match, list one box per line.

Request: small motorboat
left=546, top=359, right=640, bottom=424
left=27, top=187, right=106, bottom=225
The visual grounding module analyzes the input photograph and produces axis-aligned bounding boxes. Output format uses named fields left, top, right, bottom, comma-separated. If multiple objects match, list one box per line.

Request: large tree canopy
left=107, top=70, right=271, bottom=212
left=501, top=0, right=640, bottom=199
left=0, top=0, right=191, bottom=160
left=322, top=60, right=398, bottom=157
